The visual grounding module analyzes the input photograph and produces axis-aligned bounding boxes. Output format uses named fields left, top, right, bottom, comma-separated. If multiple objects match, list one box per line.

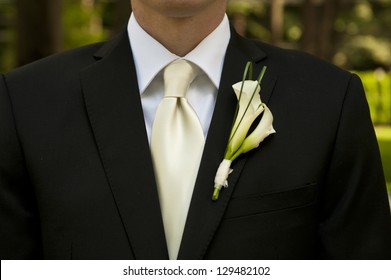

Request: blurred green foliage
left=226, top=0, right=270, bottom=40
left=0, top=1, right=16, bottom=72
left=63, top=0, right=107, bottom=50
left=375, top=126, right=391, bottom=193
left=226, top=0, right=391, bottom=70
left=356, top=70, right=391, bottom=125
left=356, top=70, right=391, bottom=191
left=334, top=0, right=391, bottom=70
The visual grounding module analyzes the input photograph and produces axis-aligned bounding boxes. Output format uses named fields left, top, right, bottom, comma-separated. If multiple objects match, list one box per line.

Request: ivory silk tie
left=151, top=60, right=205, bottom=260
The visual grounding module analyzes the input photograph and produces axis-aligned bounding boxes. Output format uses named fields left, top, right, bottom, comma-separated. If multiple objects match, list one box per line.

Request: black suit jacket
left=1, top=30, right=391, bottom=259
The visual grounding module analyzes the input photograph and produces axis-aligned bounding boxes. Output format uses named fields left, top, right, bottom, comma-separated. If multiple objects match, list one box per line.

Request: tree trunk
left=301, top=0, right=340, bottom=62
left=270, top=0, right=285, bottom=45
left=301, top=0, right=319, bottom=56
left=15, top=0, right=63, bottom=66
left=319, top=0, right=339, bottom=61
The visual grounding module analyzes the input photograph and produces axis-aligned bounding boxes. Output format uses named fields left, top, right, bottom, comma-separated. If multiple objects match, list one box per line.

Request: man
left=1, top=0, right=391, bottom=259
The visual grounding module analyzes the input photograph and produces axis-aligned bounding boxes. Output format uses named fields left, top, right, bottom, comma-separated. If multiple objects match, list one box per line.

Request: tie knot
left=163, top=60, right=197, bottom=98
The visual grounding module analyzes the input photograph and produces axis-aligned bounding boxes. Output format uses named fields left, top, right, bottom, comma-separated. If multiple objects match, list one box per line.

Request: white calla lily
left=238, top=104, right=276, bottom=154
left=212, top=63, right=276, bottom=201
left=232, top=80, right=262, bottom=119
left=226, top=81, right=264, bottom=159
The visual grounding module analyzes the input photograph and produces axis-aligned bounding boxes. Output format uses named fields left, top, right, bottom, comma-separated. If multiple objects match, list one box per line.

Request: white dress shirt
left=127, top=13, right=231, bottom=141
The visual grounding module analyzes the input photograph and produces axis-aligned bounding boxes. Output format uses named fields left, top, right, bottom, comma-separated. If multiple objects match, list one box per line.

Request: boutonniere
left=212, top=62, right=276, bottom=201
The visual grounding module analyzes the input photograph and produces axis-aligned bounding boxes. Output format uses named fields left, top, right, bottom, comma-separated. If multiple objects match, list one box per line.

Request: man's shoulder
left=251, top=39, right=350, bottom=80
left=1, top=41, right=114, bottom=102
left=239, top=38, right=357, bottom=100
left=5, top=42, right=105, bottom=80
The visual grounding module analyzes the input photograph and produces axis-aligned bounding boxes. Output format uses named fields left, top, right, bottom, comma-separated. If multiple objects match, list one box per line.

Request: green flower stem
left=212, top=186, right=221, bottom=201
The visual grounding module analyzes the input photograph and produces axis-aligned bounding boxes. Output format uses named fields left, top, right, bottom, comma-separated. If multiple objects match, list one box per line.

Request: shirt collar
left=127, top=13, right=231, bottom=94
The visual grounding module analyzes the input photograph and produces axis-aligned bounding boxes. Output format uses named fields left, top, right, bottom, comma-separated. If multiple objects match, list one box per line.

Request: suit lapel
left=178, top=30, right=277, bottom=259
left=80, top=33, right=168, bottom=259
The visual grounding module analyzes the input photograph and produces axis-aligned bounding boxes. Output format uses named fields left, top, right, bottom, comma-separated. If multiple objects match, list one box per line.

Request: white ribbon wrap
left=214, top=159, right=233, bottom=190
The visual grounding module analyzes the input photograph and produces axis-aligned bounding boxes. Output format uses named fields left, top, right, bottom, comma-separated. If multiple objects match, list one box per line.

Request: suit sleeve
left=0, top=74, right=42, bottom=259
left=318, top=73, right=391, bottom=259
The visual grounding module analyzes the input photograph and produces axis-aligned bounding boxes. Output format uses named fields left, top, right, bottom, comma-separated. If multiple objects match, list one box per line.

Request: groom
left=1, top=0, right=391, bottom=259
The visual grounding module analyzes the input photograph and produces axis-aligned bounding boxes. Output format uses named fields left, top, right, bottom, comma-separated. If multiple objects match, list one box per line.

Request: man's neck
left=131, top=3, right=226, bottom=56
